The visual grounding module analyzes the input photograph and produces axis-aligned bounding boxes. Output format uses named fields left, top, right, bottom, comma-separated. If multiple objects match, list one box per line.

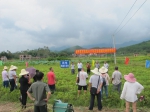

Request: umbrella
left=26, top=67, right=36, bottom=78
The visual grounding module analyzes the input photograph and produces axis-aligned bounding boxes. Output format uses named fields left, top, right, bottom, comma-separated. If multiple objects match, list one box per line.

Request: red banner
left=75, top=48, right=116, bottom=54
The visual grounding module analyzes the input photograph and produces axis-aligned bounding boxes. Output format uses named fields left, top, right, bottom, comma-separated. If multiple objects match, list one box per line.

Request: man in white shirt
left=95, top=61, right=100, bottom=70
left=76, top=68, right=88, bottom=97
left=89, top=68, right=103, bottom=111
left=77, top=61, right=83, bottom=72
left=104, top=61, right=109, bottom=69
left=70, top=62, right=75, bottom=74
left=112, top=66, right=122, bottom=93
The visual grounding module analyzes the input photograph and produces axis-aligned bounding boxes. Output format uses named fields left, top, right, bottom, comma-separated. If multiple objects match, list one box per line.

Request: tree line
left=0, top=46, right=70, bottom=60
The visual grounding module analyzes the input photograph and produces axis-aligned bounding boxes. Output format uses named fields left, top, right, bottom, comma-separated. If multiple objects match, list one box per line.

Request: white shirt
left=2, top=70, right=9, bottom=81
left=8, top=70, right=16, bottom=79
left=71, top=64, right=75, bottom=69
left=77, top=71, right=88, bottom=86
left=104, top=63, right=109, bottom=69
left=112, top=70, right=122, bottom=85
left=120, top=81, right=144, bottom=102
left=89, top=74, right=103, bottom=91
left=95, top=63, right=100, bottom=69
left=77, top=63, right=83, bottom=69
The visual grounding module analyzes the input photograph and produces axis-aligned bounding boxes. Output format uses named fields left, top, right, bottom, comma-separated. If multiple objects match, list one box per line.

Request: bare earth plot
left=0, top=102, right=149, bottom=112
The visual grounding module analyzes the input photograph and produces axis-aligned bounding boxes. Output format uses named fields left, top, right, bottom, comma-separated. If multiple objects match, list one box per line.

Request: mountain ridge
left=57, top=39, right=150, bottom=54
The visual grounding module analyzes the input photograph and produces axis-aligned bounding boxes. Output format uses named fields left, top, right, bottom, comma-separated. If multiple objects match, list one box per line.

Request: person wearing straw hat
left=89, top=68, right=103, bottom=111
left=19, top=69, right=31, bottom=109
left=2, top=66, right=9, bottom=88
left=8, top=65, right=18, bottom=92
left=120, top=73, right=144, bottom=112
left=99, top=66, right=110, bottom=99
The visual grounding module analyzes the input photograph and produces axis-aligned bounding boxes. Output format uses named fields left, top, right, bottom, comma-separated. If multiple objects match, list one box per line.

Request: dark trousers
left=113, top=82, right=122, bottom=93
left=87, top=69, right=90, bottom=75
left=21, top=90, right=27, bottom=105
left=34, top=105, right=48, bottom=112
left=89, top=92, right=102, bottom=110
left=48, top=84, right=55, bottom=94
left=9, top=79, right=15, bottom=92
left=71, top=69, right=75, bottom=74
left=78, top=68, right=81, bottom=72
left=3, top=80, right=9, bottom=88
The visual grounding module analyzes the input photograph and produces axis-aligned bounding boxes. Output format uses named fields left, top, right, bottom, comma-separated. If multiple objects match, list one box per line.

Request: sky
left=0, top=0, right=150, bottom=52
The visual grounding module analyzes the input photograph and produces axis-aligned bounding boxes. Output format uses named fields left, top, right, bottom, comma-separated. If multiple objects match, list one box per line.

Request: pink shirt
left=47, top=71, right=55, bottom=85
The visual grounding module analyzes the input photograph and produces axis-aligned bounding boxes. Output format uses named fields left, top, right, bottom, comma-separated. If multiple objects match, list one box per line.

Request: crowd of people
left=75, top=61, right=144, bottom=112
left=1, top=65, right=54, bottom=112
left=1, top=60, right=144, bottom=112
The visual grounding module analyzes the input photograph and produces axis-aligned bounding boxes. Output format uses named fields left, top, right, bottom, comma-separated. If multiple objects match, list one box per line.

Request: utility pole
left=112, top=34, right=116, bottom=64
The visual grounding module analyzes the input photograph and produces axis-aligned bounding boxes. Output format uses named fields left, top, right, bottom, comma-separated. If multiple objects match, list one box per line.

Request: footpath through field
left=0, top=102, right=149, bottom=112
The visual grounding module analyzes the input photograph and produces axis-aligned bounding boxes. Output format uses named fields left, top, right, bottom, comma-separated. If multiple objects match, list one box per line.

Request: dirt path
left=0, top=102, right=121, bottom=112
left=0, top=102, right=149, bottom=112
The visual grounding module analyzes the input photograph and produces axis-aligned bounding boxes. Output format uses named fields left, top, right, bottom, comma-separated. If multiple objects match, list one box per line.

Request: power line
left=113, top=0, right=138, bottom=34
left=115, top=0, right=147, bottom=35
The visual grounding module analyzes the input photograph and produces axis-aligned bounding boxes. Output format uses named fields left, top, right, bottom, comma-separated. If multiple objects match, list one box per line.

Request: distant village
left=0, top=55, right=40, bottom=62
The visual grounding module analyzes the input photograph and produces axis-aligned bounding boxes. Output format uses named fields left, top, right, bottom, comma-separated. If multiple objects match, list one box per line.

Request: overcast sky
left=0, top=0, right=150, bottom=52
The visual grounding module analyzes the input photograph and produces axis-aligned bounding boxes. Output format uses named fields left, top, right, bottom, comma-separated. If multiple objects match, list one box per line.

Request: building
left=1, top=56, right=7, bottom=61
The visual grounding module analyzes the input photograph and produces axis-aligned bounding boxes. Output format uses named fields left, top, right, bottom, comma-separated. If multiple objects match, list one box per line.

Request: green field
left=0, top=56, right=150, bottom=111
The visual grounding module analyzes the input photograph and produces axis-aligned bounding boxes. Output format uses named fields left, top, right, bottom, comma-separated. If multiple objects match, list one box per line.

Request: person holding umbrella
left=19, top=69, right=31, bottom=109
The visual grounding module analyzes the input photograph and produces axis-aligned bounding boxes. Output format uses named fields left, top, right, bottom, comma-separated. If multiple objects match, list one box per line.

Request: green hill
left=61, top=45, right=84, bottom=53
left=60, top=40, right=150, bottom=54
left=117, top=40, right=150, bottom=54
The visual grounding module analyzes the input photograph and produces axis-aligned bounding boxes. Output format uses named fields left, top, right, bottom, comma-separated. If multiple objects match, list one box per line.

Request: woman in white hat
left=2, top=66, right=9, bottom=88
left=89, top=68, right=103, bottom=111
left=120, top=73, right=144, bottom=112
left=8, top=65, right=18, bottom=92
left=99, top=66, right=110, bottom=99
left=19, top=69, right=31, bottom=109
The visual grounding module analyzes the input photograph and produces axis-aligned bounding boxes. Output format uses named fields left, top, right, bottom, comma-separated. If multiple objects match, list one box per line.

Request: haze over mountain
left=59, top=39, right=150, bottom=54
left=50, top=39, right=148, bottom=51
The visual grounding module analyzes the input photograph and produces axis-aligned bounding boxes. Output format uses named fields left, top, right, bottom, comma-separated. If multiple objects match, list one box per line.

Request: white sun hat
left=19, top=69, right=29, bottom=76
left=9, top=65, right=18, bottom=71
left=99, top=66, right=108, bottom=73
left=91, top=68, right=100, bottom=75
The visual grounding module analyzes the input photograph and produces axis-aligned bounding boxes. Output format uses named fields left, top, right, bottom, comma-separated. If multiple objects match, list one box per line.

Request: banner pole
left=112, top=35, right=116, bottom=64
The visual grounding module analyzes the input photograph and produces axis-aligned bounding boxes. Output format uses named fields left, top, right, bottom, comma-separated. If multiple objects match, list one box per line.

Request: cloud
left=0, top=0, right=150, bottom=52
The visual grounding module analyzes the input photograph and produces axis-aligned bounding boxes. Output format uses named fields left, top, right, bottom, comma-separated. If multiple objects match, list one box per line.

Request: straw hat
left=19, top=69, right=29, bottom=76
left=99, top=66, right=108, bottom=74
left=9, top=65, right=18, bottom=71
left=124, top=73, right=136, bottom=83
left=3, top=66, right=8, bottom=70
left=91, top=68, right=100, bottom=75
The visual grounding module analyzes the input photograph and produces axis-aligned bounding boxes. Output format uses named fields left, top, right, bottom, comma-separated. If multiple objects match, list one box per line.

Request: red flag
left=26, top=62, right=28, bottom=67
left=125, top=57, right=129, bottom=65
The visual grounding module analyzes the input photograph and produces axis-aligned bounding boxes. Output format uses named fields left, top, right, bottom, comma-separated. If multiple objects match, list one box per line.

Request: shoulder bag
left=90, top=76, right=100, bottom=95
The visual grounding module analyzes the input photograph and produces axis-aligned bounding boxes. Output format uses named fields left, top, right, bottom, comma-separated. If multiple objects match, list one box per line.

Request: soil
left=0, top=102, right=149, bottom=112
left=0, top=102, right=121, bottom=112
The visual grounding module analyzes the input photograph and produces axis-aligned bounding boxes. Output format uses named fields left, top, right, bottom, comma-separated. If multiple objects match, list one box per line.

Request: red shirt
left=47, top=71, right=55, bottom=85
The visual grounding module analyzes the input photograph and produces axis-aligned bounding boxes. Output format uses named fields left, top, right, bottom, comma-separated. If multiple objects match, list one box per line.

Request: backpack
left=102, top=77, right=106, bottom=86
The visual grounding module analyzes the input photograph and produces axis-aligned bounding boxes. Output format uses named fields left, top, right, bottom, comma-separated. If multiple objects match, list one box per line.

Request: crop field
left=0, top=56, right=150, bottom=112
